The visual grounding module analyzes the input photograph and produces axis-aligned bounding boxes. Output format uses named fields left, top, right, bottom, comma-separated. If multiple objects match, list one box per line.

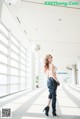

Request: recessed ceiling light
left=29, top=39, right=31, bottom=41
left=24, top=30, right=27, bottom=35
left=16, top=17, right=21, bottom=24
left=35, top=28, right=38, bottom=31
left=5, top=0, right=17, bottom=5
left=58, top=19, right=62, bottom=21
left=31, top=43, right=40, bottom=51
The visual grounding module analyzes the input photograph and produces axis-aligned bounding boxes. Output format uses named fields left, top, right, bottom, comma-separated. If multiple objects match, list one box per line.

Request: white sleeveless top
left=48, top=64, right=57, bottom=79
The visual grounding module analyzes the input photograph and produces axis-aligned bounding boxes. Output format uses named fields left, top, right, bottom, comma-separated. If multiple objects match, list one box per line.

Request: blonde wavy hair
left=44, top=54, right=52, bottom=72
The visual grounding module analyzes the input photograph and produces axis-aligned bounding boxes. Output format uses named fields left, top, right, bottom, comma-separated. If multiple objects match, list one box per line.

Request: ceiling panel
left=6, top=0, right=80, bottom=70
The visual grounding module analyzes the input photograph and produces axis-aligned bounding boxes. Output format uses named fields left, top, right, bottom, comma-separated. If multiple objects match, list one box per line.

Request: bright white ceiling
left=5, top=0, right=80, bottom=70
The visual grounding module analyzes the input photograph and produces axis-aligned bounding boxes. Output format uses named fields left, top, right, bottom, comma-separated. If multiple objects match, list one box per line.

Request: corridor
left=0, top=0, right=80, bottom=118
left=0, top=84, right=80, bottom=119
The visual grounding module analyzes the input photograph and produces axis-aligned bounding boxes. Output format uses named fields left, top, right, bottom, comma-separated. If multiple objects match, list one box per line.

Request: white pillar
left=36, top=57, right=40, bottom=88
left=78, top=57, right=80, bottom=85
left=31, top=51, right=35, bottom=90
left=72, top=65, right=77, bottom=84
left=38, top=58, right=44, bottom=88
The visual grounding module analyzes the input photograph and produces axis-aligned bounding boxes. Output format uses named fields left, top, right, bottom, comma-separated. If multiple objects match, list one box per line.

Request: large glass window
left=10, top=76, right=19, bottom=84
left=0, top=75, right=7, bottom=84
left=11, top=59, right=18, bottom=68
left=0, top=33, right=8, bottom=45
left=21, top=45, right=26, bottom=53
left=0, top=23, right=8, bottom=36
left=21, top=84, right=25, bottom=90
left=0, top=22, right=34, bottom=97
left=21, top=64, right=25, bottom=70
left=10, top=85, right=19, bottom=93
left=21, top=58, right=25, bottom=65
left=11, top=36, right=19, bottom=46
left=11, top=43, right=19, bottom=54
left=11, top=67, right=18, bottom=76
left=11, top=51, right=19, bottom=61
left=0, top=43, right=8, bottom=54
left=0, top=53, right=7, bottom=64
left=0, top=86, right=7, bottom=97
left=21, top=51, right=25, bottom=59
left=0, top=64, right=7, bottom=74
left=0, top=22, right=28, bottom=97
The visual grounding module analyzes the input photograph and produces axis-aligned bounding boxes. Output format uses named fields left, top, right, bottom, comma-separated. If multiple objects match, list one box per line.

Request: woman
left=43, top=54, right=60, bottom=116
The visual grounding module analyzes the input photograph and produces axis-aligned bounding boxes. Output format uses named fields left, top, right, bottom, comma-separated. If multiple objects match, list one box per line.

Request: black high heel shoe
left=43, top=106, right=49, bottom=116
left=52, top=112, right=57, bottom=116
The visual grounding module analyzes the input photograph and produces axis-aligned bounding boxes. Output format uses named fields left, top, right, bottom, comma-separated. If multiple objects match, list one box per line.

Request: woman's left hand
left=57, top=81, right=60, bottom=86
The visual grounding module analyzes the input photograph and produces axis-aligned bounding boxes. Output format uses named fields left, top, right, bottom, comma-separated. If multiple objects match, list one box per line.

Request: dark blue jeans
left=47, top=77, right=57, bottom=113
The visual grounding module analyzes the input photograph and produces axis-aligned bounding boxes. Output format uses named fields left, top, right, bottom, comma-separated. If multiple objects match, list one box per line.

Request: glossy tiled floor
left=0, top=84, right=80, bottom=119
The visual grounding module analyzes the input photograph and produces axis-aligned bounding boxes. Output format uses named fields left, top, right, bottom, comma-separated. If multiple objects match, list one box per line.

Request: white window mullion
left=31, top=51, right=35, bottom=90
